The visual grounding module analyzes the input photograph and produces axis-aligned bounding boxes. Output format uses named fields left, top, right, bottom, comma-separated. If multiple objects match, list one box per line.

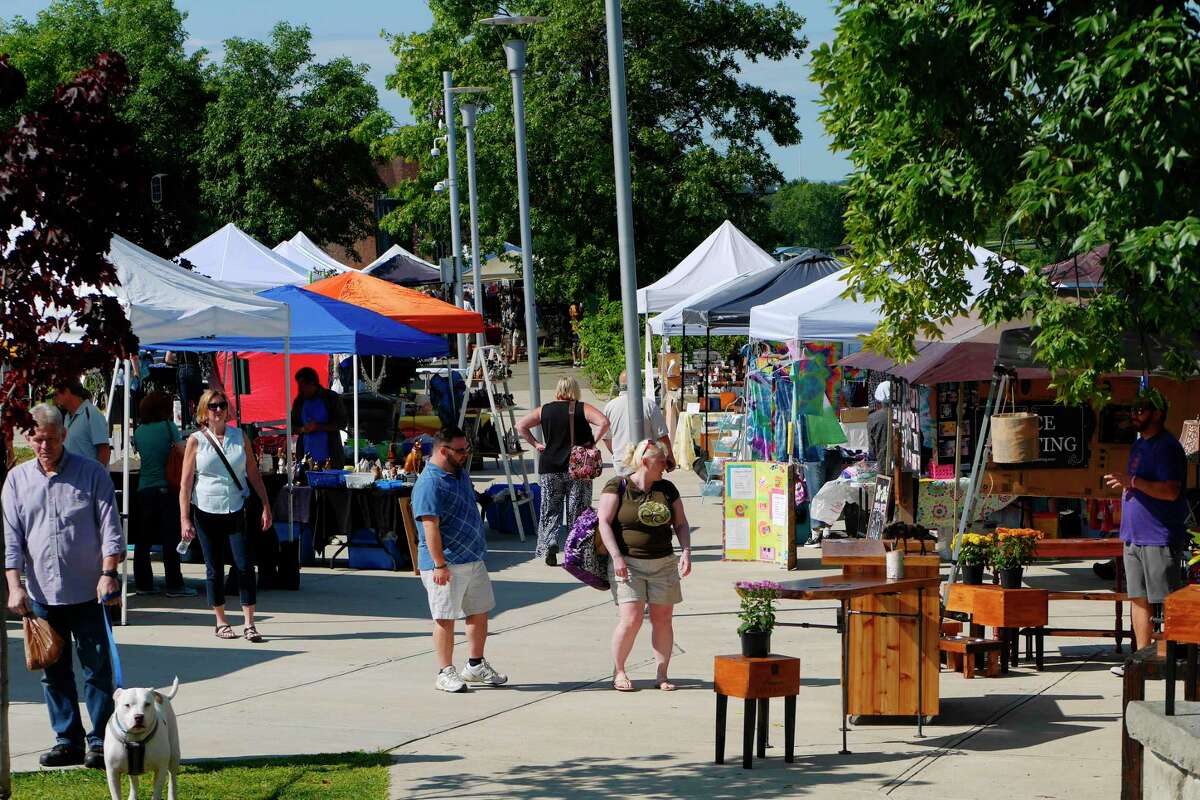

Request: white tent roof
left=49, top=235, right=290, bottom=345
left=647, top=271, right=752, bottom=337
left=365, top=243, right=437, bottom=273
left=748, top=244, right=1009, bottom=342
left=275, top=231, right=350, bottom=275
left=636, top=220, right=776, bottom=313
left=180, top=223, right=309, bottom=289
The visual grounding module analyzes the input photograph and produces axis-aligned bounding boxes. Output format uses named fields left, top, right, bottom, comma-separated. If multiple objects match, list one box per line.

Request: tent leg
left=285, top=340, right=293, bottom=551
left=703, top=327, right=711, bottom=452
left=353, top=354, right=360, bottom=469
left=120, top=359, right=130, bottom=626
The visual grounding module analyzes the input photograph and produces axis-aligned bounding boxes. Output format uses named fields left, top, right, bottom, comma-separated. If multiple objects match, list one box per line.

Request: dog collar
left=113, top=712, right=160, bottom=744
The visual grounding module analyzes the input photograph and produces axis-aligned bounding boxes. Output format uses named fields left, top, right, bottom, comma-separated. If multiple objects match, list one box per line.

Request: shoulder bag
left=567, top=401, right=603, bottom=481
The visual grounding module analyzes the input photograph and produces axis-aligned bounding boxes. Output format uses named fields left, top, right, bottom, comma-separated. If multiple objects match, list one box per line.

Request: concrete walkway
left=5, top=363, right=1140, bottom=798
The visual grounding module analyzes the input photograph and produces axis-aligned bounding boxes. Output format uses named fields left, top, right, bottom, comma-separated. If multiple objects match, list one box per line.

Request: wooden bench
left=1032, top=590, right=1130, bottom=656
left=940, top=635, right=1004, bottom=679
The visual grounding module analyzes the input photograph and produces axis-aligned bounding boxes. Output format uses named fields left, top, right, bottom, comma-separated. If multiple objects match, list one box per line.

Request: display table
left=1032, top=537, right=1127, bottom=652
left=914, top=477, right=1016, bottom=533
left=768, top=542, right=940, bottom=754
left=945, top=585, right=1049, bottom=671
left=1160, top=585, right=1200, bottom=715
left=312, top=484, right=414, bottom=569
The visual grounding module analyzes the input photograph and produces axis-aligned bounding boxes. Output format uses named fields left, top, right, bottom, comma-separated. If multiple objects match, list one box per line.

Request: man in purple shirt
left=3, top=404, right=124, bottom=768
left=1105, top=388, right=1188, bottom=675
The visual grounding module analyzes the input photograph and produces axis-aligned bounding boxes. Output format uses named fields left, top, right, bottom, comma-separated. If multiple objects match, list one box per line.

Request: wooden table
left=946, top=585, right=1049, bottom=671
left=1032, top=537, right=1127, bottom=652
left=714, top=655, right=800, bottom=768
left=773, top=569, right=940, bottom=754
left=1161, top=585, right=1200, bottom=715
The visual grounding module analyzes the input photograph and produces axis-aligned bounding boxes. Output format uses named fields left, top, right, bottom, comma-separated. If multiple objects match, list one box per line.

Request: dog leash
left=100, top=593, right=125, bottom=689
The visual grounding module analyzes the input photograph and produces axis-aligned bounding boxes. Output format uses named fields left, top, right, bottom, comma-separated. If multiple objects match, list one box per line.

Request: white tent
left=647, top=271, right=751, bottom=336
left=365, top=243, right=433, bottom=272
left=274, top=231, right=351, bottom=276
left=748, top=244, right=1011, bottom=342
left=636, top=220, right=776, bottom=313
left=463, top=242, right=524, bottom=283
left=180, top=223, right=309, bottom=289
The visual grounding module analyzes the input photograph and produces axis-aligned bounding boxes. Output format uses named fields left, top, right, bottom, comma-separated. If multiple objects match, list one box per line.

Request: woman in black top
left=517, top=376, right=610, bottom=564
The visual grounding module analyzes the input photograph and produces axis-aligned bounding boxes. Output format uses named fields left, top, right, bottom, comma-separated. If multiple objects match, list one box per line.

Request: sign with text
left=722, top=461, right=796, bottom=568
left=975, top=404, right=1091, bottom=469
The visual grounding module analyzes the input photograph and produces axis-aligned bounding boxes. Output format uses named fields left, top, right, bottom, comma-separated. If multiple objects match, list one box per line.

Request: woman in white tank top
left=179, top=389, right=273, bottom=642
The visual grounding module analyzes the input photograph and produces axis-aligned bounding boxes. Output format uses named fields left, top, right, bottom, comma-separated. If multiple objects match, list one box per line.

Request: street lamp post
left=481, top=12, right=546, bottom=408
left=452, top=87, right=490, bottom=350
left=442, top=71, right=468, bottom=370
left=603, top=0, right=645, bottom=441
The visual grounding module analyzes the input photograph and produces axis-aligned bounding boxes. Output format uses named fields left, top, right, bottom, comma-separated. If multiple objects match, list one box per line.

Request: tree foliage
left=198, top=22, right=389, bottom=257
left=769, top=179, right=847, bottom=251
left=0, top=53, right=138, bottom=433
left=813, top=2, right=1200, bottom=402
left=381, top=0, right=807, bottom=303
left=0, top=0, right=208, bottom=252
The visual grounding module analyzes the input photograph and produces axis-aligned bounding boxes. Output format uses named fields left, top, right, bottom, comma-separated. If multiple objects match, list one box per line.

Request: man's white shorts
left=421, top=560, right=496, bottom=620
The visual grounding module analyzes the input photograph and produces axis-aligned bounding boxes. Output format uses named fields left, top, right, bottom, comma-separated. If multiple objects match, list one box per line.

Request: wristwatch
left=101, top=570, right=119, bottom=579
left=434, top=563, right=447, bottom=570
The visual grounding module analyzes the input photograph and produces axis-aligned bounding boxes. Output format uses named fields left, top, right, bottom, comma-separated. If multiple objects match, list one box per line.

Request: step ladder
left=458, top=345, right=535, bottom=541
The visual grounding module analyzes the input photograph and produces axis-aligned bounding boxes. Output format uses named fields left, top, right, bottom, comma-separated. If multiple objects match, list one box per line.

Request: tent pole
left=703, top=326, right=711, bottom=451
left=120, top=358, right=130, bottom=626
left=285, top=312, right=293, bottom=550
left=353, top=354, right=360, bottom=469
left=105, top=357, right=120, bottom=420
left=232, top=352, right=243, bottom=427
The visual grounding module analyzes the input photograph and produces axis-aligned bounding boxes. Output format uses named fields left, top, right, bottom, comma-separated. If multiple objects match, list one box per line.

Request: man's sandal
left=243, top=625, right=263, bottom=643
left=214, top=624, right=236, bottom=640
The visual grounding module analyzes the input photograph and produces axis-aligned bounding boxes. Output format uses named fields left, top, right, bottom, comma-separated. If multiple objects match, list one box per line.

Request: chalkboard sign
left=865, top=475, right=893, bottom=540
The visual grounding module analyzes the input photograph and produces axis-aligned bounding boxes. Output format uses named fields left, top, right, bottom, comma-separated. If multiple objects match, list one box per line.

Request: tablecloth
left=914, top=477, right=1016, bottom=532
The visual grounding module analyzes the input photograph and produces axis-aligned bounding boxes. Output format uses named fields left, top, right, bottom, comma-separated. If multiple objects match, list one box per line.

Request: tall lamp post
left=442, top=71, right=469, bottom=370
left=451, top=86, right=490, bottom=350
left=480, top=12, right=546, bottom=407
left=603, top=0, right=645, bottom=440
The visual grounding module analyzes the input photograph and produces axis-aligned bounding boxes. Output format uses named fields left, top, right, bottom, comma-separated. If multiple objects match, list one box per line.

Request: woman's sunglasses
left=208, top=401, right=229, bottom=411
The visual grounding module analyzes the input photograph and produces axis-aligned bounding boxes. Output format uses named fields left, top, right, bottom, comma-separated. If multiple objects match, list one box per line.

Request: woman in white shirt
left=179, top=389, right=272, bottom=642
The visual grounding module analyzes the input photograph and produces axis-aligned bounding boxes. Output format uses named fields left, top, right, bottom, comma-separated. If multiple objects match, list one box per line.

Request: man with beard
left=1104, top=387, right=1188, bottom=675
left=411, top=426, right=508, bottom=692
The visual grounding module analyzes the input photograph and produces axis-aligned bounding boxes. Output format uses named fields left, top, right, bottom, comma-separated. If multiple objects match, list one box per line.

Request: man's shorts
left=421, top=560, right=496, bottom=620
left=609, top=555, right=683, bottom=606
left=1123, top=541, right=1184, bottom=604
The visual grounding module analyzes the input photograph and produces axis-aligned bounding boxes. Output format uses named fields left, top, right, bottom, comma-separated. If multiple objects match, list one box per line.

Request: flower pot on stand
left=998, top=566, right=1024, bottom=589
left=961, top=563, right=985, bottom=585
left=740, top=630, right=771, bottom=658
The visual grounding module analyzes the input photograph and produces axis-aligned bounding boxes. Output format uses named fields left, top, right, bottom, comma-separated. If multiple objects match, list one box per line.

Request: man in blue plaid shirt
left=412, top=426, right=509, bottom=693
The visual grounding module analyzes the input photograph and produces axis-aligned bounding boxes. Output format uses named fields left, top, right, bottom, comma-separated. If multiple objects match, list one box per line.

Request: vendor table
left=311, top=484, right=414, bottom=570
left=1032, top=537, right=1127, bottom=653
left=914, top=477, right=1016, bottom=533
left=769, top=543, right=940, bottom=754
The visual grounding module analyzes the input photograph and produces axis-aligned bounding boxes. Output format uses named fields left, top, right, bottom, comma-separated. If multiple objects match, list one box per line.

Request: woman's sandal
left=613, top=675, right=636, bottom=692
left=656, top=680, right=677, bottom=692
left=214, top=624, right=236, bottom=640
left=243, top=625, right=264, bottom=643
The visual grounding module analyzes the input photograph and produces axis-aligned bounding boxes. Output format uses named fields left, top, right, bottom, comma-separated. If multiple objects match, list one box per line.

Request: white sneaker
left=435, top=666, right=467, bottom=693
left=1110, top=665, right=1125, bottom=677
left=460, top=659, right=508, bottom=686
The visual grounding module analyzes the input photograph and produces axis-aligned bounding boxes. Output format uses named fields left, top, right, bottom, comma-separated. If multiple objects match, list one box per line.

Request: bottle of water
left=176, top=538, right=191, bottom=557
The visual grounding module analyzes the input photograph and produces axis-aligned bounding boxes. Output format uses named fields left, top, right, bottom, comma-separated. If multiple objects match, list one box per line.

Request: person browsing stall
left=603, top=371, right=674, bottom=476
left=179, top=389, right=272, bottom=643
left=4, top=404, right=123, bottom=769
left=53, top=380, right=111, bottom=465
left=290, top=367, right=348, bottom=469
left=411, top=426, right=508, bottom=693
left=596, top=440, right=692, bottom=692
left=1105, top=387, right=1189, bottom=676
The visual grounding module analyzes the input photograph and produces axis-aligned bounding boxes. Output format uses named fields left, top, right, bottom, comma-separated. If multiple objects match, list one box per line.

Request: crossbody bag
left=200, top=428, right=247, bottom=497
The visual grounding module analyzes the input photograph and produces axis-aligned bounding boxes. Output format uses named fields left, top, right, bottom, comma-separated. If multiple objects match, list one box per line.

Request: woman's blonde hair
left=195, top=388, right=228, bottom=427
left=622, top=439, right=666, bottom=471
left=554, top=376, right=581, bottom=401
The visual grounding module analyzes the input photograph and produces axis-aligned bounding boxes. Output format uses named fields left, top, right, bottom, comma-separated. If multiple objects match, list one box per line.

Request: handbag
left=23, top=615, right=64, bottom=671
left=1182, top=417, right=1200, bottom=459
left=561, top=480, right=623, bottom=590
left=567, top=401, right=602, bottom=481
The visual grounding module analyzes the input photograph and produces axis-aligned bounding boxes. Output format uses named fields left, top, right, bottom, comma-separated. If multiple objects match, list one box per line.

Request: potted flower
left=736, top=580, right=781, bottom=657
left=993, top=528, right=1043, bottom=588
left=955, top=533, right=993, bottom=585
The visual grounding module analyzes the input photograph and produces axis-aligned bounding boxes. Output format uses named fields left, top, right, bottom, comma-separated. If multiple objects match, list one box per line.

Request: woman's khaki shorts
left=610, top=555, right=683, bottom=606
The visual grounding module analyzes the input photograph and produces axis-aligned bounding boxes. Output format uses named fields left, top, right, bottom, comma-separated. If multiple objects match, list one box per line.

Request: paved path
left=6, top=363, right=1135, bottom=798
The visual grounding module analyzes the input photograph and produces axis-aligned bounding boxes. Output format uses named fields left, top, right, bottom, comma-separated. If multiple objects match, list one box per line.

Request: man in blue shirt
left=411, top=426, right=508, bottom=693
left=53, top=380, right=111, bottom=464
left=290, top=367, right=347, bottom=468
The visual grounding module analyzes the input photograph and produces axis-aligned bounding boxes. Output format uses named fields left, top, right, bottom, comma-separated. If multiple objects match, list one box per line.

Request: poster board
left=865, top=475, right=892, bottom=540
left=722, top=461, right=797, bottom=569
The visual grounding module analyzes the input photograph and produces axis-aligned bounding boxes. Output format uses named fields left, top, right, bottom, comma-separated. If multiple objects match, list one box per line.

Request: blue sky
left=6, top=1, right=850, bottom=182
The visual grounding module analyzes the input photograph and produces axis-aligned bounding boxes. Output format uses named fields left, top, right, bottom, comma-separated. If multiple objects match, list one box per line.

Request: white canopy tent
left=274, top=231, right=351, bottom=277
left=365, top=243, right=435, bottom=273
left=636, top=220, right=776, bottom=313
left=748, top=244, right=1009, bottom=342
left=647, top=271, right=755, bottom=337
left=180, top=223, right=309, bottom=289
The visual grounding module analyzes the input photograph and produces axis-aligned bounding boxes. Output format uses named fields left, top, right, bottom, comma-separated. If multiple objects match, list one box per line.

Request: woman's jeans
left=192, top=506, right=256, bottom=608
left=134, top=487, right=185, bottom=590
left=30, top=600, right=114, bottom=751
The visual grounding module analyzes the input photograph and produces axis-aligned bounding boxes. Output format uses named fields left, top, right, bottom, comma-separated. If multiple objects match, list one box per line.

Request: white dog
left=104, top=677, right=181, bottom=800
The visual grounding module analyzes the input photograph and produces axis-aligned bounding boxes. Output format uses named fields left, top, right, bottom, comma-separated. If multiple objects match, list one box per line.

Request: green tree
left=0, top=0, right=208, bottom=251
left=813, top=2, right=1200, bottom=403
left=381, top=0, right=806, bottom=303
left=769, top=179, right=847, bottom=251
left=198, top=22, right=390, bottom=257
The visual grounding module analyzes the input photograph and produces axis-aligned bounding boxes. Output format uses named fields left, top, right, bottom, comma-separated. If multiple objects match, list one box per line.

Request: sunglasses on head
left=208, top=401, right=229, bottom=411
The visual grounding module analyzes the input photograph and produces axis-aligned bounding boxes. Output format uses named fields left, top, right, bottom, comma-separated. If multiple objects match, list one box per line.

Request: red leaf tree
left=0, top=52, right=139, bottom=433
